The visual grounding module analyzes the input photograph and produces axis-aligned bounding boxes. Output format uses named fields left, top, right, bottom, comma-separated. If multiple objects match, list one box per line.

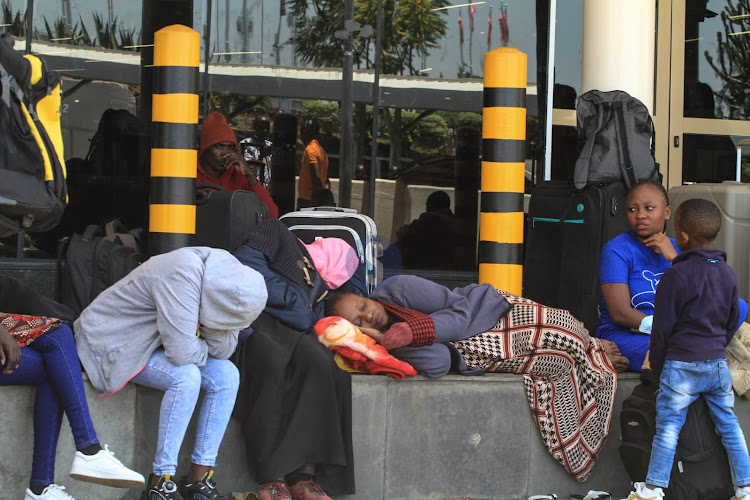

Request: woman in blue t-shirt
left=596, top=179, right=679, bottom=372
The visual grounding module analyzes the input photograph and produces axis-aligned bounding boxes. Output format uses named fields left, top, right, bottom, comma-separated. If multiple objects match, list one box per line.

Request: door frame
left=661, top=0, right=750, bottom=189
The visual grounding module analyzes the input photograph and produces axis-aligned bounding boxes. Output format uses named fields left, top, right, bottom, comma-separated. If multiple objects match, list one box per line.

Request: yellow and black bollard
left=149, top=24, right=199, bottom=255
left=479, top=47, right=526, bottom=294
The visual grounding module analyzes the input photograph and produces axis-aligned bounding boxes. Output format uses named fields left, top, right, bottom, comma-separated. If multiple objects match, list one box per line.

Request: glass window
left=681, top=133, right=749, bottom=183
left=685, top=0, right=750, bottom=119
left=553, top=0, right=584, bottom=97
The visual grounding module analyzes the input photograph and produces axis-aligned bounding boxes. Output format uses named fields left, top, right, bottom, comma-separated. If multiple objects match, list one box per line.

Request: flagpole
left=369, top=0, right=384, bottom=218
left=469, top=0, right=473, bottom=73
left=459, top=9, right=465, bottom=71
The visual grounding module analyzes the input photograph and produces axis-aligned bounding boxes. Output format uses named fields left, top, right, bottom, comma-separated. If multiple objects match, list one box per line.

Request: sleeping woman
left=324, top=274, right=627, bottom=481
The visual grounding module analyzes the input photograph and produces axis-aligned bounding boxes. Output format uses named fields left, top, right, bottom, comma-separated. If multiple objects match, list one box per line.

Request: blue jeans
left=0, top=324, right=99, bottom=487
left=647, top=359, right=750, bottom=488
left=131, top=349, right=239, bottom=476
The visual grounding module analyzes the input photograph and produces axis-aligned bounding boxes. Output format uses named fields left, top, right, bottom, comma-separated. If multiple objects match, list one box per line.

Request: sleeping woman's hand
left=643, top=232, right=678, bottom=262
left=359, top=326, right=384, bottom=344
left=0, top=324, right=21, bottom=374
left=381, top=322, right=414, bottom=351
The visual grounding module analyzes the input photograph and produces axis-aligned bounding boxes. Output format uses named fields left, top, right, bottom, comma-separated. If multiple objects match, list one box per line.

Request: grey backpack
left=573, top=90, right=659, bottom=190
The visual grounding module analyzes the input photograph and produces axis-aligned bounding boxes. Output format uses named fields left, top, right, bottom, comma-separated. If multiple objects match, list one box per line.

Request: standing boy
left=626, top=198, right=750, bottom=500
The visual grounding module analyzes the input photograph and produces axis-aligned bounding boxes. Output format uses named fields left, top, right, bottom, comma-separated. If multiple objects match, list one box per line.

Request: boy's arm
left=727, top=279, right=741, bottom=344
left=650, top=269, right=684, bottom=376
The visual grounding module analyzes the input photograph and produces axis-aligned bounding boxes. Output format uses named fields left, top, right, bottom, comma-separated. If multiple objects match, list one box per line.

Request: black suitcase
left=191, top=185, right=269, bottom=252
left=619, top=372, right=734, bottom=500
left=522, top=180, right=629, bottom=334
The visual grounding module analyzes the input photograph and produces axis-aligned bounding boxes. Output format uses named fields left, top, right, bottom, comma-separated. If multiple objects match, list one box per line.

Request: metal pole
left=543, top=0, right=556, bottom=180
left=339, top=0, right=354, bottom=209
left=25, top=0, right=32, bottom=53
left=242, top=0, right=249, bottom=63
left=224, top=0, right=230, bottom=62
left=202, top=0, right=213, bottom=119
left=368, top=0, right=383, bottom=218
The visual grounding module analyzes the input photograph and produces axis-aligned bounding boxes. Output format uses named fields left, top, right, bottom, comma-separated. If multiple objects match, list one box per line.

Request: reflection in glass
left=686, top=0, right=750, bottom=119
left=682, top=133, right=750, bottom=183
left=198, top=0, right=536, bottom=79
left=23, top=0, right=143, bottom=51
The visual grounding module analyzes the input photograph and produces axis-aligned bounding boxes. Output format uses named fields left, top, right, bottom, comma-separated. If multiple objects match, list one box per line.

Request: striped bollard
left=479, top=47, right=526, bottom=294
left=149, top=24, right=199, bottom=255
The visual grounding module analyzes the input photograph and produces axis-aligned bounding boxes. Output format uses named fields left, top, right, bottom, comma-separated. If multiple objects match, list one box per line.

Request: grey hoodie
left=74, top=247, right=267, bottom=395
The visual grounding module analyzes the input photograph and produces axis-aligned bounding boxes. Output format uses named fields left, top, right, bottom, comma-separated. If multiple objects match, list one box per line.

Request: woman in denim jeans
left=74, top=247, right=267, bottom=500
left=1, top=316, right=144, bottom=499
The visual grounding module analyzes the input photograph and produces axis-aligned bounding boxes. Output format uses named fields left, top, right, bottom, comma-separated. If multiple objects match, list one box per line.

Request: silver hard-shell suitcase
left=280, top=207, right=380, bottom=293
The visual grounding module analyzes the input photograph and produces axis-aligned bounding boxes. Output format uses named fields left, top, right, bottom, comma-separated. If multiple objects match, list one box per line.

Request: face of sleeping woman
left=626, top=184, right=671, bottom=241
left=331, top=294, right=389, bottom=331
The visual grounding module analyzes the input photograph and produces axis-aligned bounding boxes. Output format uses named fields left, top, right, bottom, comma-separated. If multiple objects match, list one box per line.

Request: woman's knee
left=166, top=363, right=203, bottom=395
left=33, top=324, right=75, bottom=351
left=201, top=358, right=239, bottom=393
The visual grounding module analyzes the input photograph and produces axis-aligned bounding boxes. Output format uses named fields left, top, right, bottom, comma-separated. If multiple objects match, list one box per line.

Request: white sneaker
left=733, top=485, right=750, bottom=500
left=69, top=444, right=145, bottom=488
left=622, top=482, right=664, bottom=500
left=24, top=484, right=76, bottom=500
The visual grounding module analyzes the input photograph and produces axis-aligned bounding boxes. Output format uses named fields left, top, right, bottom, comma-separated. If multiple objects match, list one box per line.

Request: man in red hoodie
left=196, top=112, right=279, bottom=218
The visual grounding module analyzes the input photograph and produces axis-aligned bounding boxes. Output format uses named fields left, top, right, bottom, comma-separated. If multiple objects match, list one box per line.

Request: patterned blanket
left=451, top=291, right=617, bottom=482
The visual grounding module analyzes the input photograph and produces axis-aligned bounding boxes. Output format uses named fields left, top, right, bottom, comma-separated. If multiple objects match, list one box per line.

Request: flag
left=469, top=1, right=475, bottom=32
left=280, top=0, right=286, bottom=16
left=499, top=4, right=509, bottom=45
left=487, top=8, right=492, bottom=49
left=458, top=13, right=464, bottom=44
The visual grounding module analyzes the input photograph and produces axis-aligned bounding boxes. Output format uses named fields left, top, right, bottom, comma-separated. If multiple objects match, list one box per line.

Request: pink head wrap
left=302, top=237, right=359, bottom=289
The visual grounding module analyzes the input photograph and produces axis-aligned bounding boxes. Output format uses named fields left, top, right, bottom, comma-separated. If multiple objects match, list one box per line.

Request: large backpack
left=573, top=90, right=659, bottom=190
left=619, top=371, right=734, bottom=499
left=0, top=34, right=67, bottom=237
left=56, top=220, right=145, bottom=318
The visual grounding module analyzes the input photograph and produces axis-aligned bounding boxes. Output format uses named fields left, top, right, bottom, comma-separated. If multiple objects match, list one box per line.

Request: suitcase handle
left=195, top=184, right=226, bottom=207
left=300, top=206, right=357, bottom=213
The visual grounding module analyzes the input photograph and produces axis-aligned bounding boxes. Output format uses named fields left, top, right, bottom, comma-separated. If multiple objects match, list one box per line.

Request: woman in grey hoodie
left=75, top=247, right=267, bottom=500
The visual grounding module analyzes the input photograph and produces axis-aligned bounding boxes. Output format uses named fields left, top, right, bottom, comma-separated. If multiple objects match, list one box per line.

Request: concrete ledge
left=5, top=373, right=747, bottom=499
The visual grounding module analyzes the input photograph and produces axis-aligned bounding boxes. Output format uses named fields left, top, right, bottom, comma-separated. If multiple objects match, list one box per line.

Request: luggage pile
left=523, top=89, right=660, bottom=334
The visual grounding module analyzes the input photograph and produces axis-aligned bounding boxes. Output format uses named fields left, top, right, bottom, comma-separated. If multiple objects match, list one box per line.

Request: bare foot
left=608, top=354, right=629, bottom=372
left=597, top=339, right=629, bottom=372
left=600, top=339, right=622, bottom=357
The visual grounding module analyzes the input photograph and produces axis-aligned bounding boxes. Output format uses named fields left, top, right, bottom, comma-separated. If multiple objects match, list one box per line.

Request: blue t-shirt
left=596, top=231, right=679, bottom=336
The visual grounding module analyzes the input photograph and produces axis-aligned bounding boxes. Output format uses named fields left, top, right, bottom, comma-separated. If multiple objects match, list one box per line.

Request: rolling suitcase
left=280, top=207, right=380, bottom=294
left=523, top=180, right=629, bottom=334
left=667, top=182, right=750, bottom=300
left=191, top=185, right=269, bottom=252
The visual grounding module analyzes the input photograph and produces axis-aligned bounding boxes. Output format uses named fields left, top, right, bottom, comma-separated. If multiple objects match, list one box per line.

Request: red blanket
left=315, top=316, right=417, bottom=379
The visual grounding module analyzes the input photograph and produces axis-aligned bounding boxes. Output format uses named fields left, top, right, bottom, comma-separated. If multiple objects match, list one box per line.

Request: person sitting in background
left=197, top=111, right=279, bottom=218
left=0, top=276, right=144, bottom=500
left=394, top=190, right=462, bottom=269
left=74, top=247, right=267, bottom=500
left=238, top=113, right=273, bottom=190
